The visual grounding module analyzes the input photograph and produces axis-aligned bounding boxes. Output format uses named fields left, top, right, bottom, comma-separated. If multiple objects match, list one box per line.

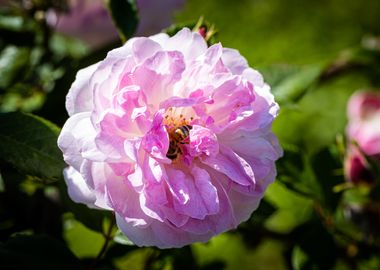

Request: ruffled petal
left=115, top=214, right=159, bottom=247
left=116, top=214, right=211, bottom=248
left=95, top=112, right=137, bottom=161
left=180, top=175, right=237, bottom=234
left=107, top=173, right=149, bottom=226
left=165, top=28, right=208, bottom=61
left=188, top=125, right=219, bottom=157
left=206, top=76, right=255, bottom=128
left=165, top=166, right=219, bottom=219
left=221, top=48, right=248, bottom=75
left=66, top=63, right=99, bottom=116
left=132, top=37, right=162, bottom=63
left=222, top=84, right=280, bottom=134
left=202, top=145, right=255, bottom=187
left=63, top=166, right=96, bottom=207
left=79, top=160, right=113, bottom=210
left=58, top=112, right=104, bottom=170
left=142, top=112, right=170, bottom=161
left=127, top=50, right=186, bottom=108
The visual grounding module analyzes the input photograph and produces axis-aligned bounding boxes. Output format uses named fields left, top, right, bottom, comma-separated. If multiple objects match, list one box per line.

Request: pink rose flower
left=345, top=91, right=380, bottom=183
left=47, top=0, right=185, bottom=49
left=58, top=28, right=282, bottom=248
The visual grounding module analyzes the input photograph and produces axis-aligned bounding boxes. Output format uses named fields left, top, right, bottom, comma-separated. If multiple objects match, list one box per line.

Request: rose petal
left=165, top=166, right=219, bottom=219
left=221, top=48, right=248, bottom=75
left=166, top=28, right=208, bottom=61
left=202, top=145, right=255, bottom=187
left=63, top=166, right=96, bottom=207
left=58, top=112, right=104, bottom=170
left=66, top=63, right=99, bottom=116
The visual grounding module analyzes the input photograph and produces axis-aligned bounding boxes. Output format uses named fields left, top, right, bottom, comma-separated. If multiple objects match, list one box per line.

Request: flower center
left=164, top=108, right=194, bottom=160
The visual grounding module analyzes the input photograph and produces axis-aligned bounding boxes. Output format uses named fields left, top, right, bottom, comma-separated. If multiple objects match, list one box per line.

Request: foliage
left=1, top=0, right=380, bottom=269
left=107, top=0, right=138, bottom=42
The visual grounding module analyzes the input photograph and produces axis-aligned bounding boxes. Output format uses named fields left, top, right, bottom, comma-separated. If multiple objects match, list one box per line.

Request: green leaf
left=291, top=245, right=309, bottom=270
left=263, top=64, right=324, bottom=105
left=272, top=65, right=323, bottom=104
left=107, top=0, right=139, bottom=42
left=0, top=46, right=30, bottom=89
left=0, top=15, right=24, bottom=31
left=112, top=248, right=158, bottom=270
left=264, top=182, right=314, bottom=233
left=273, top=71, right=371, bottom=154
left=192, top=234, right=288, bottom=270
left=66, top=202, right=107, bottom=233
left=50, top=34, right=89, bottom=59
left=261, top=64, right=300, bottom=88
left=113, top=230, right=135, bottom=246
left=63, top=214, right=104, bottom=258
left=0, top=112, right=65, bottom=181
left=0, top=234, right=82, bottom=270
left=0, top=85, right=45, bottom=113
left=276, top=147, right=317, bottom=198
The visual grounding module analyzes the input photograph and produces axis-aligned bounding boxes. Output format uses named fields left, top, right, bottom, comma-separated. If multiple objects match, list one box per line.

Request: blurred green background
left=1, top=0, right=380, bottom=270
left=178, top=0, right=380, bottom=66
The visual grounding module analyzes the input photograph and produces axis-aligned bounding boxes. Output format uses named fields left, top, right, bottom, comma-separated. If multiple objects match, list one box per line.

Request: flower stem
left=90, top=217, right=115, bottom=269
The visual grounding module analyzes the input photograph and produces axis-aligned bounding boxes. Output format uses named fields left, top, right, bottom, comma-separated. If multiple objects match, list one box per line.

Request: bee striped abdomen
left=166, top=125, right=192, bottom=160
left=174, top=125, right=192, bottom=144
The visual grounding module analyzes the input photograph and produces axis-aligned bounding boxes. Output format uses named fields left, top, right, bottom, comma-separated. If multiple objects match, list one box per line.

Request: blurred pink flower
left=344, top=146, right=374, bottom=184
left=136, top=0, right=185, bottom=36
left=47, top=0, right=185, bottom=48
left=47, top=0, right=118, bottom=48
left=345, top=91, right=380, bottom=183
left=58, top=28, right=282, bottom=248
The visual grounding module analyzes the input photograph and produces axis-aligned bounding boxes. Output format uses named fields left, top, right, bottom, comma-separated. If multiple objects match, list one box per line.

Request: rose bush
left=58, top=28, right=282, bottom=248
left=345, top=91, right=380, bottom=184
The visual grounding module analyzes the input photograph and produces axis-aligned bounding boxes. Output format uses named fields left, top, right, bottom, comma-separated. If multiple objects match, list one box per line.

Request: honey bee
left=166, top=125, right=192, bottom=160
left=173, top=125, right=192, bottom=143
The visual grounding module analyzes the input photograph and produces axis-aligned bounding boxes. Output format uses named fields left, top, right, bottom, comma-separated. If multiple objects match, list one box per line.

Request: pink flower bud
left=344, top=147, right=374, bottom=184
left=198, top=27, right=207, bottom=38
left=345, top=91, right=380, bottom=184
